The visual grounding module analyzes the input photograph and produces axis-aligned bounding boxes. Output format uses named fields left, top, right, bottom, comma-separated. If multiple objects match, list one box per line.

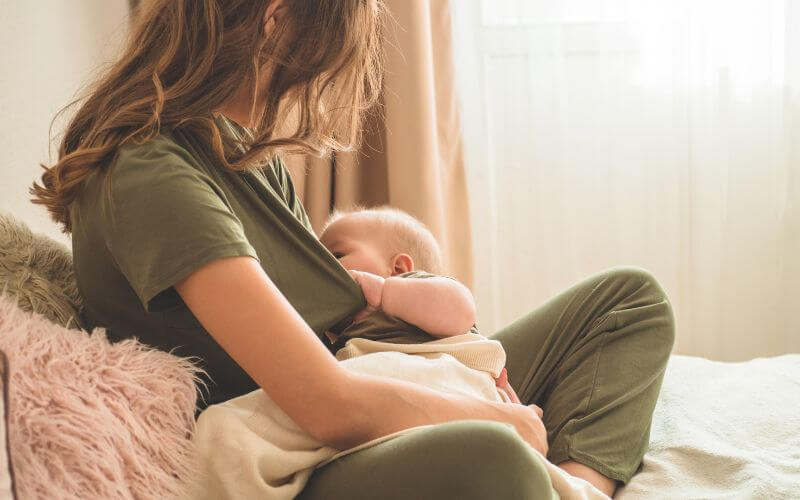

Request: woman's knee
left=602, top=266, right=676, bottom=348
left=422, top=420, right=555, bottom=499
left=602, top=265, right=660, bottom=292
left=302, top=420, right=556, bottom=500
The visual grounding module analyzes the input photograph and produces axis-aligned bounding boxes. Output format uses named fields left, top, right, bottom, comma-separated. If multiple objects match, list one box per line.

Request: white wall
left=0, top=0, right=129, bottom=245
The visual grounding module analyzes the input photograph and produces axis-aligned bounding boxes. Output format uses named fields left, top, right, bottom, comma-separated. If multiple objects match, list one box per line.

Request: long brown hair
left=31, top=0, right=386, bottom=233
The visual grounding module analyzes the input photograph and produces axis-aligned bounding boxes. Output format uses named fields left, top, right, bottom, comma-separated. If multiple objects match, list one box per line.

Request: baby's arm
left=382, top=276, right=476, bottom=336
left=349, top=270, right=476, bottom=337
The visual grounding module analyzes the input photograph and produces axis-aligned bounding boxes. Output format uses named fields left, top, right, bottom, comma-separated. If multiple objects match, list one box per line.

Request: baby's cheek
left=343, top=256, right=371, bottom=274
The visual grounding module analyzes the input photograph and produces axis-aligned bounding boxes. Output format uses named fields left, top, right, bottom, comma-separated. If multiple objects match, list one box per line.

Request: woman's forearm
left=381, top=276, right=476, bottom=336
left=321, top=369, right=513, bottom=450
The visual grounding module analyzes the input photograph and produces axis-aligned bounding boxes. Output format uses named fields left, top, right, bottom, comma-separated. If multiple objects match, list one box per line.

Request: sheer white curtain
left=451, top=0, right=800, bottom=361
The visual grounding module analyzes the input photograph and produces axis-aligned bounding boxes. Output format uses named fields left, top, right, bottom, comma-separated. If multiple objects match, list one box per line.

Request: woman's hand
left=493, top=368, right=547, bottom=453
left=502, top=401, right=549, bottom=455
left=348, top=269, right=385, bottom=322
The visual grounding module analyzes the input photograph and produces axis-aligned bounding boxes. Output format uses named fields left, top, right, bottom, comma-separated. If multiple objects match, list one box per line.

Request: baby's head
left=319, top=206, right=443, bottom=278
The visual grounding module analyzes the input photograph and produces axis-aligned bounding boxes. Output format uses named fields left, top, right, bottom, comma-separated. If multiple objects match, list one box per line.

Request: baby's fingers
left=529, top=404, right=544, bottom=418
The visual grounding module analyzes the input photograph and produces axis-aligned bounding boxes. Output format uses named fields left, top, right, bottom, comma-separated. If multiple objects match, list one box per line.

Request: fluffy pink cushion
left=0, top=295, right=200, bottom=499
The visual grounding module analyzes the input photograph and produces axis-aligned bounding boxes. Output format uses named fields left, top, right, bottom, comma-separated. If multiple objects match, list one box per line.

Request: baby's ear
left=391, top=253, right=414, bottom=275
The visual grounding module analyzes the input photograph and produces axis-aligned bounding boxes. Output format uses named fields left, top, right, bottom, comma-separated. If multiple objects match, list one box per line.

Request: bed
left=618, top=354, right=800, bottom=499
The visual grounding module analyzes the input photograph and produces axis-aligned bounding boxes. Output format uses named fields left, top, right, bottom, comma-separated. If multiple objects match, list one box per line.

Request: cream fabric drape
left=285, top=0, right=473, bottom=286
left=451, top=0, right=800, bottom=360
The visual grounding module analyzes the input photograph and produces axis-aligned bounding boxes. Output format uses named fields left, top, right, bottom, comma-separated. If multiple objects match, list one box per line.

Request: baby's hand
left=348, top=270, right=385, bottom=322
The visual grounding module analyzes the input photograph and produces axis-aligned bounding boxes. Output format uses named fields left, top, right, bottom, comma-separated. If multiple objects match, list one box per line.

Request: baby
left=319, top=206, right=519, bottom=401
left=319, top=206, right=476, bottom=345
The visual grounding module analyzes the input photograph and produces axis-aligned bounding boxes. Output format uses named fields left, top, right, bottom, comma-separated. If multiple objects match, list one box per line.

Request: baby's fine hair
left=322, top=205, right=444, bottom=274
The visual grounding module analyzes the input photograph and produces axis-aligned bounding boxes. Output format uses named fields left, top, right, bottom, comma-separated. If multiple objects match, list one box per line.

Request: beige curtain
left=284, top=0, right=474, bottom=287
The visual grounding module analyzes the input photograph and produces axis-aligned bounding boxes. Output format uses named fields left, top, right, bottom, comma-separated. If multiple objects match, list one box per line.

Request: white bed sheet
left=617, top=354, right=800, bottom=499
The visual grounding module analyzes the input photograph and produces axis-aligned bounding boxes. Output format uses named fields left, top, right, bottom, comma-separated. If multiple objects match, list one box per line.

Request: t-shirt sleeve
left=399, top=270, right=449, bottom=280
left=102, top=140, right=258, bottom=312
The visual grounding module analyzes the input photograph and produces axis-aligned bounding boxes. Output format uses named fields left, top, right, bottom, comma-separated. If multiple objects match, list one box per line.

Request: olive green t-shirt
left=328, top=270, right=481, bottom=353
left=70, top=116, right=365, bottom=409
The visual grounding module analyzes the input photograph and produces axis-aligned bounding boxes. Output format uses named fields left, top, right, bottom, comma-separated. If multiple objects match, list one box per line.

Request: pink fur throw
left=0, top=295, right=200, bottom=499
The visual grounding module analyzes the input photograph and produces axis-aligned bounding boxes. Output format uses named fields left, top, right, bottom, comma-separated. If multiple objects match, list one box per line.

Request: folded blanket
left=616, top=354, right=800, bottom=499
left=190, top=333, right=608, bottom=499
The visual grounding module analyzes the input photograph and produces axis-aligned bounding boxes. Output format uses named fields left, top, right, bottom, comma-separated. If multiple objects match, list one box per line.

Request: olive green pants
left=298, top=267, right=675, bottom=499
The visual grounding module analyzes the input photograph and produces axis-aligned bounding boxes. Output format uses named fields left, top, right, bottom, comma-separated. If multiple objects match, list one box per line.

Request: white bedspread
left=617, top=354, right=800, bottom=499
left=189, top=333, right=608, bottom=500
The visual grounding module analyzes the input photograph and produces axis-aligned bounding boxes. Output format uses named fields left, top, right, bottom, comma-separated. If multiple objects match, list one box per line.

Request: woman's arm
left=176, top=257, right=546, bottom=452
left=349, top=270, right=477, bottom=337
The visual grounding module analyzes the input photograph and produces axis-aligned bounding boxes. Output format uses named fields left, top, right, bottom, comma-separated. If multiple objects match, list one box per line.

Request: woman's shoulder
left=73, top=130, right=225, bottom=233
left=113, top=130, right=201, bottom=176
left=104, top=130, right=223, bottom=202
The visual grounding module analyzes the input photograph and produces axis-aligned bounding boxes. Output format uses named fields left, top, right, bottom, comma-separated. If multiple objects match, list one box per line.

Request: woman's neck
left=216, top=80, right=261, bottom=129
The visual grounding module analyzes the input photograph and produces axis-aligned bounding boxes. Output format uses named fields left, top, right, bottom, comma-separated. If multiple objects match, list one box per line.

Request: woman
left=32, top=1, right=674, bottom=497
